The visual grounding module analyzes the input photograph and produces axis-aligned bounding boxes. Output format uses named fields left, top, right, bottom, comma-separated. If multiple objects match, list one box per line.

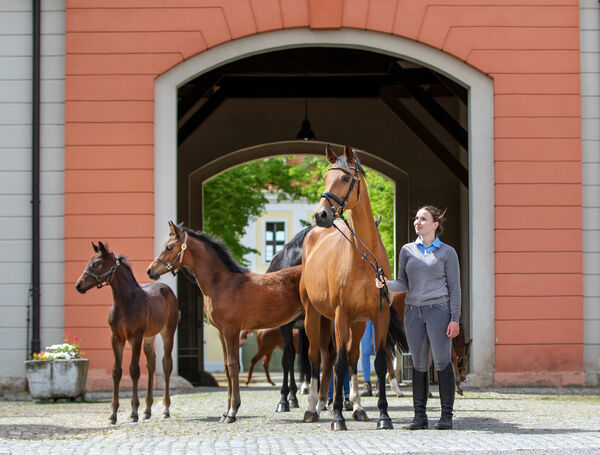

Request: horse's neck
left=109, top=266, right=140, bottom=307
left=186, top=239, right=233, bottom=296
left=347, top=191, right=380, bottom=247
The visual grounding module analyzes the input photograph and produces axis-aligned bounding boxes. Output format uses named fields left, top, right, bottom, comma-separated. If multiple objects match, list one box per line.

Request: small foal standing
left=75, top=242, right=178, bottom=424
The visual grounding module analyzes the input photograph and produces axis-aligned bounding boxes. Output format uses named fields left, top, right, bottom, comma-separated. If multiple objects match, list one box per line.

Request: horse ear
left=325, top=144, right=337, bottom=164
left=98, top=241, right=109, bottom=256
left=169, top=220, right=182, bottom=238
left=343, top=144, right=355, bottom=166
left=92, top=242, right=99, bottom=253
left=374, top=215, right=382, bottom=228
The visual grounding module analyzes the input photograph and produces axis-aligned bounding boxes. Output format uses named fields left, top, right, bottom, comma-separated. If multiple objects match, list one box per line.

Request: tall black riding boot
left=434, top=363, right=455, bottom=430
left=407, top=368, right=428, bottom=430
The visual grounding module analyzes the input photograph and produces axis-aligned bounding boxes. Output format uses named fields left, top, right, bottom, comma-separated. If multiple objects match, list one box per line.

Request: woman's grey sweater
left=387, top=241, right=461, bottom=322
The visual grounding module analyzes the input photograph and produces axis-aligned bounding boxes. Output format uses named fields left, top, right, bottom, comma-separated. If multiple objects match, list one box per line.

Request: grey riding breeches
left=404, top=303, right=452, bottom=372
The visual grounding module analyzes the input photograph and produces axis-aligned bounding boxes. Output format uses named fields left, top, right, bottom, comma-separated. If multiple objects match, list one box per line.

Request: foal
left=75, top=242, right=179, bottom=424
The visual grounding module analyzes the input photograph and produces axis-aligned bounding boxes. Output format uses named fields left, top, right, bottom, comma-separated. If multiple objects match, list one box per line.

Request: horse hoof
left=224, top=416, right=236, bottom=424
left=163, top=412, right=170, bottom=419
left=288, top=398, right=299, bottom=408
left=219, top=415, right=227, bottom=423
left=130, top=415, right=138, bottom=423
left=377, top=418, right=394, bottom=430
left=331, top=420, right=347, bottom=431
left=352, top=409, right=369, bottom=421
left=457, top=389, right=464, bottom=396
left=109, top=416, right=117, bottom=425
left=277, top=402, right=290, bottom=412
left=143, top=413, right=151, bottom=420
left=303, top=411, right=319, bottom=423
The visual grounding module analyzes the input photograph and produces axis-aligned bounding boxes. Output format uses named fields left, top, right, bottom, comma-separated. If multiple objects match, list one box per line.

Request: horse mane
left=335, top=150, right=367, bottom=177
left=181, top=227, right=248, bottom=274
left=116, top=255, right=141, bottom=289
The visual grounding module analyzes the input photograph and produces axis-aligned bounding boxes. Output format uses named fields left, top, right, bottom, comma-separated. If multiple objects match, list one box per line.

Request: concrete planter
left=25, top=359, right=89, bottom=401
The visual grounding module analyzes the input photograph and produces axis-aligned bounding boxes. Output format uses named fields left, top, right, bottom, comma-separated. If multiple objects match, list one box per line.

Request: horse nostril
left=318, top=210, right=327, bottom=220
left=146, top=269, right=152, bottom=277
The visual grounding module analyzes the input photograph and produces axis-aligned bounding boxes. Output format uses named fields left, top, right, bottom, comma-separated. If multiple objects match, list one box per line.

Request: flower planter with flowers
left=25, top=334, right=88, bottom=401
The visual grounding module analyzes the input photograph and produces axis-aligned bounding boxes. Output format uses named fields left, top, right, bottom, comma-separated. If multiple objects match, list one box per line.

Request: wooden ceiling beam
left=380, top=86, right=468, bottom=187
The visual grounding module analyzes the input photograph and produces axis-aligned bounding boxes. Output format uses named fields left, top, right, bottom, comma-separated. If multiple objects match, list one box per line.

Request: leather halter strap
left=320, top=162, right=361, bottom=219
left=84, top=257, right=120, bottom=289
left=156, top=232, right=188, bottom=276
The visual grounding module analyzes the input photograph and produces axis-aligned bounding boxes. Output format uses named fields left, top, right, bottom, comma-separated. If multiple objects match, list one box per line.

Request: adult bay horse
left=300, top=144, right=408, bottom=431
left=75, top=242, right=178, bottom=424
left=146, top=223, right=304, bottom=423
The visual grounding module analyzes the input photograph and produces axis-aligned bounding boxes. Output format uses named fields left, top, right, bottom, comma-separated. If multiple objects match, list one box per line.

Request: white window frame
left=263, top=219, right=287, bottom=264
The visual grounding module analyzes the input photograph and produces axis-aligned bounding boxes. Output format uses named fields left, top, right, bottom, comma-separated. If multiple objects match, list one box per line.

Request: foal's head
left=75, top=241, right=120, bottom=293
left=314, top=144, right=366, bottom=228
left=147, top=221, right=187, bottom=280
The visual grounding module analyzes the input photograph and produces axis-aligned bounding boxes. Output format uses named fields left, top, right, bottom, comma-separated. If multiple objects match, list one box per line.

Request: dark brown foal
left=75, top=242, right=179, bottom=424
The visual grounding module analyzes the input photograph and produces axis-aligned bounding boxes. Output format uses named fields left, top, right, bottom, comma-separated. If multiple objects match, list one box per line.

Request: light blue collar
left=415, top=236, right=442, bottom=255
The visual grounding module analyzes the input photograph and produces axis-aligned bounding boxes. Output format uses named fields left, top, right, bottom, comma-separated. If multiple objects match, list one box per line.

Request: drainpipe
left=31, top=0, right=41, bottom=356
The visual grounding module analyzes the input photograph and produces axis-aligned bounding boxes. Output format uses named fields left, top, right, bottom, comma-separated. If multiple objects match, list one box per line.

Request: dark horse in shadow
left=75, top=242, right=178, bottom=425
left=265, top=226, right=313, bottom=411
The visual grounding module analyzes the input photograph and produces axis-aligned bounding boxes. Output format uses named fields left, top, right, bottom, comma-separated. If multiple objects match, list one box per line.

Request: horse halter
left=320, top=161, right=361, bottom=219
left=84, top=256, right=120, bottom=289
left=156, top=232, right=188, bottom=276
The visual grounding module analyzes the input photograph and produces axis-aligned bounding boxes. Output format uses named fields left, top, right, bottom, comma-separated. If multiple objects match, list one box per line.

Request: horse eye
left=91, top=263, right=98, bottom=268
left=166, top=245, right=173, bottom=251
left=342, top=175, right=350, bottom=183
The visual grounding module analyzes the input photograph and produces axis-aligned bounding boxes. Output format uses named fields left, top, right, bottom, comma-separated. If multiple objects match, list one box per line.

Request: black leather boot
left=434, top=363, right=455, bottom=430
left=408, top=368, right=428, bottom=430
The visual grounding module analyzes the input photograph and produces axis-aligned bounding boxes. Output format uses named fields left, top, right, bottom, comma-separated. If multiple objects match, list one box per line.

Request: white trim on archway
left=154, top=29, right=495, bottom=386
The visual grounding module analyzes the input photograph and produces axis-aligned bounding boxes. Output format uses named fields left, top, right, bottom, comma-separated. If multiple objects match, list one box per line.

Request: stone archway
left=155, top=29, right=494, bottom=386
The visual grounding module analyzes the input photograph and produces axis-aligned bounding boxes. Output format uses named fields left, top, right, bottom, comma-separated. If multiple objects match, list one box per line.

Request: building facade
left=0, top=0, right=598, bottom=391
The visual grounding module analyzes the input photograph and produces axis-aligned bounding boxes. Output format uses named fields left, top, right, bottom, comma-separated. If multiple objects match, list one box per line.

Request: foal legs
left=221, top=328, right=242, bottom=423
left=161, top=327, right=175, bottom=418
left=142, top=337, right=156, bottom=420
left=110, top=334, right=125, bottom=425
left=277, top=322, right=296, bottom=412
left=129, top=333, right=144, bottom=422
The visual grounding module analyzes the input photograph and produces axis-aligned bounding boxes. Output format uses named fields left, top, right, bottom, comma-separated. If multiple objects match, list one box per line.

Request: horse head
left=146, top=221, right=188, bottom=280
left=75, top=241, right=120, bottom=293
left=314, top=144, right=366, bottom=228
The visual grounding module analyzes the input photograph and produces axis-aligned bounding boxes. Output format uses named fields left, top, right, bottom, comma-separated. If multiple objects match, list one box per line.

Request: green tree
left=203, top=156, right=395, bottom=268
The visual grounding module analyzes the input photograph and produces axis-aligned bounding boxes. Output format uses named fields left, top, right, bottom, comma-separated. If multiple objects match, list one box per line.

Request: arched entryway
left=154, top=29, right=494, bottom=386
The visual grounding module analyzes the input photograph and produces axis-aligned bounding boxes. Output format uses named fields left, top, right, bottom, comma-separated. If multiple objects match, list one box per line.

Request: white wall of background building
left=0, top=0, right=65, bottom=390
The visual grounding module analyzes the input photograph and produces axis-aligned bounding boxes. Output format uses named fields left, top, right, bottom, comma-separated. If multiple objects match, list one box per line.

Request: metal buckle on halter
left=158, top=235, right=188, bottom=276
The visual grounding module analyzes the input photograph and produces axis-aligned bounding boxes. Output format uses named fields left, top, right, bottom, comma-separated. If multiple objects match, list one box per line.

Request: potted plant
left=25, top=334, right=88, bottom=401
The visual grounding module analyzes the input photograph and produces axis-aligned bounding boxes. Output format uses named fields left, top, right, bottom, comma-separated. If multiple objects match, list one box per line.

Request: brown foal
left=75, top=242, right=178, bottom=425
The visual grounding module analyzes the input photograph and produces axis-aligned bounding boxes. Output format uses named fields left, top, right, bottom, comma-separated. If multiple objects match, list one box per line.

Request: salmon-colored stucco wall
left=65, top=0, right=582, bottom=388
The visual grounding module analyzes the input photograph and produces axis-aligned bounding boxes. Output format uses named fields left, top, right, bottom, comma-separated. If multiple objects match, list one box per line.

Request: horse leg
left=222, top=329, right=241, bottom=423
left=218, top=331, right=232, bottom=422
left=161, top=325, right=175, bottom=417
left=109, top=334, right=125, bottom=425
left=287, top=349, right=299, bottom=409
left=277, top=323, right=293, bottom=412
left=302, top=301, right=321, bottom=423
left=142, top=337, right=156, bottom=420
left=373, top=319, right=393, bottom=430
left=348, top=322, right=368, bottom=421
left=263, top=348, right=276, bottom=386
left=246, top=351, right=260, bottom=385
left=317, top=316, right=335, bottom=414
left=298, top=328, right=310, bottom=394
left=451, top=347, right=463, bottom=396
left=386, top=349, right=404, bottom=397
left=331, top=313, right=349, bottom=431
left=129, top=333, right=143, bottom=422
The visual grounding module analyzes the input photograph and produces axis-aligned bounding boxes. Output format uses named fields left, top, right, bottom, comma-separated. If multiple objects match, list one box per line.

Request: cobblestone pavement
left=1, top=375, right=599, bottom=454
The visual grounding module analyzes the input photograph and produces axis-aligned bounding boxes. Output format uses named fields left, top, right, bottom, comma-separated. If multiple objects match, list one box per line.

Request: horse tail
left=386, top=304, right=409, bottom=354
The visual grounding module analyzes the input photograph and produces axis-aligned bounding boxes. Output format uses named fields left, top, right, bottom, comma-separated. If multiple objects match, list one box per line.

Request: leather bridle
left=155, top=232, right=188, bottom=276
left=320, top=161, right=361, bottom=219
left=84, top=256, right=120, bottom=288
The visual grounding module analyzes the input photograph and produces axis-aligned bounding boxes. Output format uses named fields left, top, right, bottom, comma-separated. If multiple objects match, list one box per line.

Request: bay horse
left=75, top=242, right=178, bottom=425
left=300, top=144, right=408, bottom=431
left=239, top=327, right=301, bottom=387
left=146, top=223, right=304, bottom=423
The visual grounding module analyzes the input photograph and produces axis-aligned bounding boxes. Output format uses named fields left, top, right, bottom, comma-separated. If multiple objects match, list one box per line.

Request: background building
left=0, top=0, right=598, bottom=391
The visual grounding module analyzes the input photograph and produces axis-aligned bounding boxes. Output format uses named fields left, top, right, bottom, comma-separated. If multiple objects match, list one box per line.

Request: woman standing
left=376, top=206, right=461, bottom=430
